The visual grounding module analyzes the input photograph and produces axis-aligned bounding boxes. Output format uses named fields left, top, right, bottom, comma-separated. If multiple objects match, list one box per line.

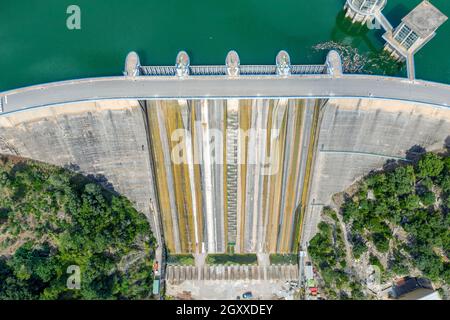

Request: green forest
left=0, top=156, right=155, bottom=299
left=308, top=151, right=450, bottom=299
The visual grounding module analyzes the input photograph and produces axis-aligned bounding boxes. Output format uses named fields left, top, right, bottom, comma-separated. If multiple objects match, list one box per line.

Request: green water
left=0, top=0, right=449, bottom=92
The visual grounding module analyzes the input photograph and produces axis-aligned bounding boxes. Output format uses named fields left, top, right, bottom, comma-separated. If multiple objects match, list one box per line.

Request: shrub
left=269, top=254, right=298, bottom=265
left=166, top=254, right=195, bottom=266
left=206, top=254, right=257, bottom=266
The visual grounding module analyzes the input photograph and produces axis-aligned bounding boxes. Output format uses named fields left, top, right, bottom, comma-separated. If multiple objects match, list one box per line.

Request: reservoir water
left=0, top=0, right=449, bottom=92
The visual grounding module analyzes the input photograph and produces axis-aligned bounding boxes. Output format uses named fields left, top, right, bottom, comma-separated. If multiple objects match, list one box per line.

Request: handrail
left=139, top=64, right=327, bottom=76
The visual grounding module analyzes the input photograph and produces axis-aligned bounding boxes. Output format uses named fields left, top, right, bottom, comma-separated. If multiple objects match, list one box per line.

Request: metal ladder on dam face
left=226, top=105, right=239, bottom=248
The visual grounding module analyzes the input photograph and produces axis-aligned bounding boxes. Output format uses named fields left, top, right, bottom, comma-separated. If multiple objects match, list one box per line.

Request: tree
left=443, top=195, right=450, bottom=209
left=389, top=250, right=409, bottom=275
left=372, top=233, right=390, bottom=253
left=439, top=174, right=450, bottom=194
left=310, top=151, right=450, bottom=293
left=420, top=190, right=436, bottom=207
left=391, top=165, right=415, bottom=196
left=351, top=237, right=367, bottom=259
left=342, top=200, right=359, bottom=223
left=401, top=194, right=421, bottom=211
left=369, top=254, right=384, bottom=272
left=417, top=153, right=444, bottom=178
left=413, top=247, right=444, bottom=281
left=323, top=207, right=338, bottom=222
left=0, top=157, right=155, bottom=300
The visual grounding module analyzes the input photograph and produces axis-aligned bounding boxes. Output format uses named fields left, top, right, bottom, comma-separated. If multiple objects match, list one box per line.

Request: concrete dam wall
left=0, top=100, right=163, bottom=244
left=0, top=97, right=449, bottom=254
left=302, top=98, right=450, bottom=246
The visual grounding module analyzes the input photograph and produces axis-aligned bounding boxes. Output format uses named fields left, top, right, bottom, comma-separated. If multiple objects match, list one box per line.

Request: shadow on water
left=331, top=10, right=375, bottom=50
left=384, top=3, right=410, bottom=23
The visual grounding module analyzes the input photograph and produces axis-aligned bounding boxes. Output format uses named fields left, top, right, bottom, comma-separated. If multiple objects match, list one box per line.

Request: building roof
left=391, top=277, right=441, bottom=300
left=305, top=265, right=314, bottom=280
left=399, top=288, right=441, bottom=300
left=402, top=1, right=448, bottom=38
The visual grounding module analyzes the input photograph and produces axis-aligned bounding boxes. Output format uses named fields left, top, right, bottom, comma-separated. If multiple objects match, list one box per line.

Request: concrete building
left=344, top=0, right=447, bottom=79
left=383, top=1, right=448, bottom=61
left=344, top=0, right=387, bottom=23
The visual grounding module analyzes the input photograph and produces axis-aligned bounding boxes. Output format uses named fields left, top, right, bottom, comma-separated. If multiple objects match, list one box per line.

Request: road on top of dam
left=1, top=75, right=450, bottom=114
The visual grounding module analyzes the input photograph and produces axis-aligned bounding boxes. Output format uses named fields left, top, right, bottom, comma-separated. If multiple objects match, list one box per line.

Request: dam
left=1, top=48, right=450, bottom=261
left=143, top=97, right=319, bottom=254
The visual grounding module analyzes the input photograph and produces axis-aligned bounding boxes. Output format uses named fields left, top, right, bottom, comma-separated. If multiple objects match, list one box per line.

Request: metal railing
left=291, top=65, right=327, bottom=74
left=140, top=64, right=328, bottom=76
left=140, top=66, right=176, bottom=76
left=190, top=65, right=227, bottom=75
left=240, top=65, right=277, bottom=75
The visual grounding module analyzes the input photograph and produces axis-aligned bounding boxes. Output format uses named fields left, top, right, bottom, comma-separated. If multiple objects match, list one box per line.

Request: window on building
left=393, top=24, right=420, bottom=50
left=361, top=0, right=377, bottom=12
left=403, top=31, right=419, bottom=49
left=394, top=25, right=412, bottom=43
left=353, top=0, right=382, bottom=12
